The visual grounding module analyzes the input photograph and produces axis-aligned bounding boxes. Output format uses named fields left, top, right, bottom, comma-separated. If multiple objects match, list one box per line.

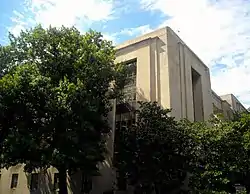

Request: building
left=0, top=26, right=246, bottom=194
left=115, top=26, right=246, bottom=121
left=220, top=94, right=246, bottom=113
left=212, top=92, right=247, bottom=120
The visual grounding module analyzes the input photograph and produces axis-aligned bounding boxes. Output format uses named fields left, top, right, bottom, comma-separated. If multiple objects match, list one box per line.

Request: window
left=125, top=61, right=136, bottom=87
left=114, top=59, right=137, bottom=188
left=123, top=87, right=136, bottom=102
left=126, top=60, right=137, bottom=80
left=115, top=112, right=136, bottom=131
left=11, top=174, right=18, bottom=188
left=30, top=173, right=39, bottom=191
left=54, top=173, right=59, bottom=191
left=118, top=59, right=137, bottom=104
left=81, top=173, right=92, bottom=193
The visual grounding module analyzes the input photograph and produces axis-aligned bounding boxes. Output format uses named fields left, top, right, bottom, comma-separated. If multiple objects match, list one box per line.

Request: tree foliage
left=114, top=101, right=250, bottom=194
left=0, top=25, right=127, bottom=194
left=188, top=113, right=250, bottom=194
left=115, top=102, right=195, bottom=193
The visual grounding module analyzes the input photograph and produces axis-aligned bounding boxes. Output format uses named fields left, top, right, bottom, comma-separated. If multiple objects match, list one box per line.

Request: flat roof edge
left=115, top=36, right=159, bottom=53
left=115, top=27, right=167, bottom=50
left=166, top=27, right=210, bottom=72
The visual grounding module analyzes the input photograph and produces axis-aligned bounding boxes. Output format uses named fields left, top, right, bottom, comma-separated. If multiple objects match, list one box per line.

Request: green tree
left=188, top=116, right=246, bottom=193
left=232, top=112, right=250, bottom=193
left=0, top=25, right=127, bottom=194
left=115, top=102, right=195, bottom=194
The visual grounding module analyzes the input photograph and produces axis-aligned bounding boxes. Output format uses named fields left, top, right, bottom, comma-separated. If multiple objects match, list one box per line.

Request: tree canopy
left=114, top=101, right=250, bottom=194
left=0, top=25, right=127, bottom=194
left=115, top=102, right=196, bottom=194
left=187, top=113, right=250, bottom=194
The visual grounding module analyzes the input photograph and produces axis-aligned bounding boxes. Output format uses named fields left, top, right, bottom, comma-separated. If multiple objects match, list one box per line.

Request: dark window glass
left=30, top=173, right=39, bottom=191
left=118, top=59, right=137, bottom=104
left=81, top=173, right=92, bottom=193
left=11, top=174, right=18, bottom=188
left=114, top=59, right=137, bottom=175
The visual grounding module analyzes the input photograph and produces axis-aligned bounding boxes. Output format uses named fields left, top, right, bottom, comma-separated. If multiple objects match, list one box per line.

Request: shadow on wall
left=68, top=171, right=83, bottom=194
left=25, top=169, right=54, bottom=194
left=25, top=169, right=85, bottom=194
left=39, top=169, right=54, bottom=194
